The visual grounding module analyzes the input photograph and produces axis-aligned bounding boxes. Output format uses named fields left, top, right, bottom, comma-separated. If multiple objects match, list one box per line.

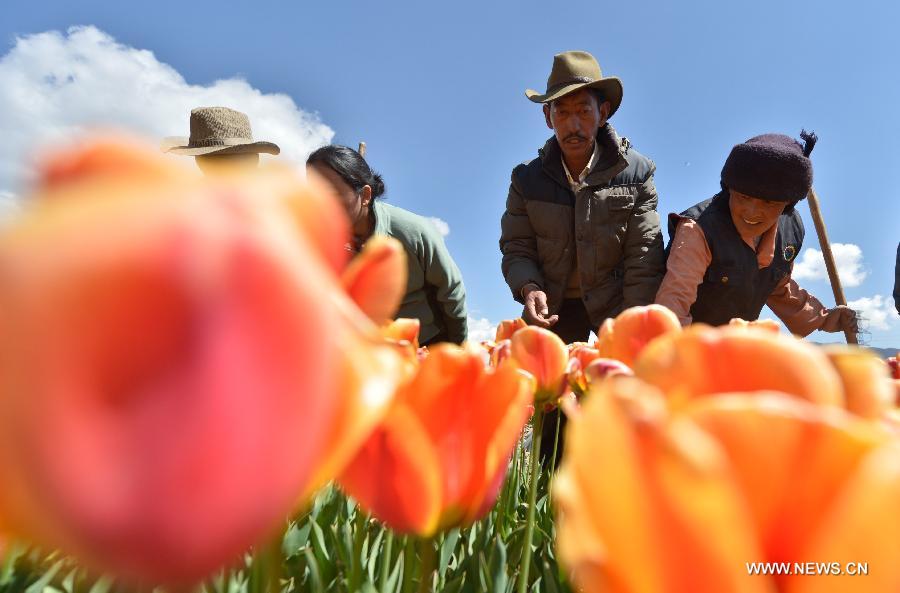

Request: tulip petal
left=596, top=305, right=681, bottom=367
left=382, top=318, right=421, bottom=349
left=495, top=318, right=527, bottom=342
left=340, top=403, right=443, bottom=534
left=785, top=441, right=900, bottom=593
left=341, top=236, right=407, bottom=325
left=685, top=394, right=890, bottom=568
left=823, top=346, right=894, bottom=419
left=635, top=325, right=844, bottom=408
left=556, top=377, right=766, bottom=593
left=510, top=326, right=568, bottom=401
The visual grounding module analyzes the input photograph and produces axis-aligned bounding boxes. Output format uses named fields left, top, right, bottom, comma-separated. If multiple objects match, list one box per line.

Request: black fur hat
left=721, top=130, right=817, bottom=202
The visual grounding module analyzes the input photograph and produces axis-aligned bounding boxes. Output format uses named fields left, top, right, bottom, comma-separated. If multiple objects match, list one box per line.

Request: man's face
left=728, top=190, right=787, bottom=238
left=543, top=89, right=609, bottom=164
left=194, top=152, right=260, bottom=175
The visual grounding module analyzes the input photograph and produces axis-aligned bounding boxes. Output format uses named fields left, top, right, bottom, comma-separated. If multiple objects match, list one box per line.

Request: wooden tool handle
left=358, top=142, right=367, bottom=158
left=807, top=187, right=858, bottom=344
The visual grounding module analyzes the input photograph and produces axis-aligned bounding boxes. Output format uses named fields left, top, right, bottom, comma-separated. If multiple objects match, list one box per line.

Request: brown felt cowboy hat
left=162, top=106, right=280, bottom=156
left=526, top=51, right=623, bottom=117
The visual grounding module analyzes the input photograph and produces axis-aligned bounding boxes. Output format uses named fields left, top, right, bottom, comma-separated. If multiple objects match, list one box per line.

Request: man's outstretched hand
left=522, top=284, right=559, bottom=328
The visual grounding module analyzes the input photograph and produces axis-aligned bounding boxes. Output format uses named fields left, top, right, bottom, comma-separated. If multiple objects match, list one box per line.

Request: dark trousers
left=538, top=298, right=593, bottom=466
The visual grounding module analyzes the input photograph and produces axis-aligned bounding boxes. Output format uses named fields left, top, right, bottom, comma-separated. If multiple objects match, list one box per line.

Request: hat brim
left=161, top=137, right=281, bottom=156
left=525, top=77, right=623, bottom=118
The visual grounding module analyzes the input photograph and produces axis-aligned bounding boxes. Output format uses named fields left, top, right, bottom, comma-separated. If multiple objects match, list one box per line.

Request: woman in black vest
left=655, top=131, right=858, bottom=338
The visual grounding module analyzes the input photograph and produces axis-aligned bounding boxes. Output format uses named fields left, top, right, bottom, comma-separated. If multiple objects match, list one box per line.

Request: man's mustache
left=563, top=133, right=589, bottom=142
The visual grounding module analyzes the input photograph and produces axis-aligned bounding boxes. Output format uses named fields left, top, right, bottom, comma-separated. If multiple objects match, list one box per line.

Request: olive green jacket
left=373, top=200, right=468, bottom=344
left=499, top=124, right=666, bottom=325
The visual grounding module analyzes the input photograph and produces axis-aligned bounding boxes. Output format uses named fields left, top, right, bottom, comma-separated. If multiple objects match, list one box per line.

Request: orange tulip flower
left=596, top=304, right=681, bottom=367
left=339, top=344, right=534, bottom=535
left=583, top=358, right=633, bottom=383
left=0, top=138, right=405, bottom=585
left=555, top=377, right=765, bottom=593
left=341, top=236, right=408, bottom=325
left=495, top=318, right=528, bottom=342
left=729, top=318, right=781, bottom=332
left=555, top=378, right=900, bottom=593
left=634, top=324, right=844, bottom=408
left=490, top=339, right=512, bottom=368
left=823, top=346, right=895, bottom=419
left=568, top=344, right=602, bottom=369
left=382, top=318, right=421, bottom=349
left=509, top=326, right=568, bottom=403
left=566, top=345, right=632, bottom=396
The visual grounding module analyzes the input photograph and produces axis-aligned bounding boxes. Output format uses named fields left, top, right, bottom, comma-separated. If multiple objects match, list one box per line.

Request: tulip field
left=0, top=138, right=899, bottom=593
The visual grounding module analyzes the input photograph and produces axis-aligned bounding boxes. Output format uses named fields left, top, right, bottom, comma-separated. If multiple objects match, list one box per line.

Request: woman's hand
left=822, top=305, right=859, bottom=335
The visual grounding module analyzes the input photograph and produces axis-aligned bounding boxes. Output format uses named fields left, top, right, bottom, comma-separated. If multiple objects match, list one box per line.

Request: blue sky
left=3, top=0, right=899, bottom=348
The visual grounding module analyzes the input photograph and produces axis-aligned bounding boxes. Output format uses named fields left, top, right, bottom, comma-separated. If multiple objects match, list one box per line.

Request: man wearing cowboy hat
left=499, top=50, right=666, bottom=461
left=500, top=50, right=665, bottom=340
left=162, top=106, right=280, bottom=174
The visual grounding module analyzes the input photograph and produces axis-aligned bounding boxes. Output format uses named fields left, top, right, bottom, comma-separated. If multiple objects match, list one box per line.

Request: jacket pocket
left=704, top=264, right=749, bottom=291
left=606, top=193, right=635, bottom=212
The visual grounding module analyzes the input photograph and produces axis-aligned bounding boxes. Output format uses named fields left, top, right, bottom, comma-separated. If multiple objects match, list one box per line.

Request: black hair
left=306, top=145, right=386, bottom=199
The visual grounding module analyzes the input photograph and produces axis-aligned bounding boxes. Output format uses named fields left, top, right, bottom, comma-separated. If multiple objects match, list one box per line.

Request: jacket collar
left=371, top=199, right=391, bottom=236
left=538, top=123, right=629, bottom=191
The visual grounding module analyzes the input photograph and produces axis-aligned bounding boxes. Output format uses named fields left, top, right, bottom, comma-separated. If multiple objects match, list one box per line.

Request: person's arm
left=654, top=218, right=712, bottom=326
left=500, top=170, right=543, bottom=304
left=766, top=275, right=857, bottom=337
left=766, top=275, right=828, bottom=337
left=422, top=228, right=468, bottom=344
left=621, top=174, right=666, bottom=308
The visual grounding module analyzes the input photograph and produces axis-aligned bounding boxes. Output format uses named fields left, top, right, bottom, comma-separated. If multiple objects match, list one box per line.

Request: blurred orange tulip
left=382, top=318, right=421, bottom=349
left=568, top=344, right=602, bottom=370
left=634, top=325, right=844, bottom=408
left=490, top=339, right=512, bottom=368
left=566, top=345, right=631, bottom=395
left=583, top=358, right=633, bottom=383
left=555, top=377, right=765, bottom=593
left=509, top=326, right=568, bottom=403
left=823, top=346, right=894, bottom=419
left=495, top=318, right=527, bottom=342
left=0, top=138, right=405, bottom=585
left=342, top=236, right=408, bottom=325
left=556, top=378, right=900, bottom=593
left=687, top=394, right=900, bottom=593
left=339, top=344, right=534, bottom=535
left=729, top=318, right=781, bottom=332
left=596, top=305, right=681, bottom=366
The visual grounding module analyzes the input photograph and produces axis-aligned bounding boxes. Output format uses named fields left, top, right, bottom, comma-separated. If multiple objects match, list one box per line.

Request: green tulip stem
left=548, top=409, right=562, bottom=498
left=517, top=408, right=544, bottom=593
left=417, top=536, right=437, bottom=593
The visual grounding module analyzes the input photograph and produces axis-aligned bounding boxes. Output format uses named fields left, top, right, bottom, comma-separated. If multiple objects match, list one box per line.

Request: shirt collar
left=739, top=220, right=778, bottom=268
left=561, top=141, right=601, bottom=191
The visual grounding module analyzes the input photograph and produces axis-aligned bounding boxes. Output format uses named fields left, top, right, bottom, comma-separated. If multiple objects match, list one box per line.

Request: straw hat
left=162, top=107, right=280, bottom=156
left=525, top=51, right=623, bottom=117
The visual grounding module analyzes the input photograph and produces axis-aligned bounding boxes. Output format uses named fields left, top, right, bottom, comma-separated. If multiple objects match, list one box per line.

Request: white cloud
left=467, top=316, right=496, bottom=344
left=0, top=26, right=333, bottom=196
left=848, top=295, right=900, bottom=332
left=792, top=243, right=867, bottom=287
left=427, top=216, right=450, bottom=237
left=0, top=191, right=18, bottom=218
